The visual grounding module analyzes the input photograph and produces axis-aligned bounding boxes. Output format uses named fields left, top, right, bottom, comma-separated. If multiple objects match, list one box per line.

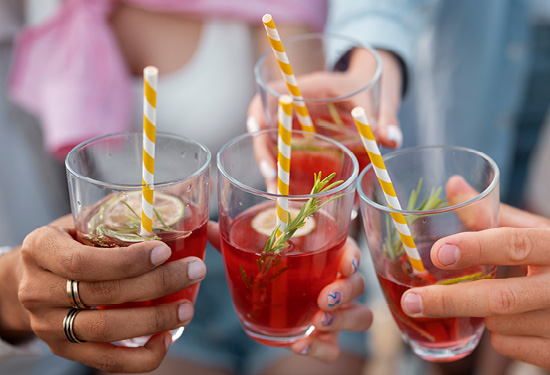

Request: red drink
left=376, top=250, right=496, bottom=362
left=76, top=191, right=208, bottom=308
left=220, top=202, right=347, bottom=346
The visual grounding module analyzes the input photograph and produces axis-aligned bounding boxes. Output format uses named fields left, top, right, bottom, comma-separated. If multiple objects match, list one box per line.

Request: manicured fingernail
left=259, top=160, right=277, bottom=179
left=351, top=258, right=359, bottom=274
left=164, top=334, right=173, bottom=350
left=187, top=260, right=206, bottom=280
left=178, top=304, right=193, bottom=322
left=403, top=293, right=422, bottom=315
left=438, top=244, right=459, bottom=266
left=386, top=125, right=403, bottom=149
left=299, top=344, right=310, bottom=355
left=328, top=291, right=342, bottom=307
left=321, top=312, right=334, bottom=326
left=246, top=116, right=260, bottom=133
left=151, top=245, right=171, bottom=266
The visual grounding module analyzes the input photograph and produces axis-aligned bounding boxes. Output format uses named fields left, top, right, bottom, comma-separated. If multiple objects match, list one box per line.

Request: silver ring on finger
left=66, top=279, right=87, bottom=309
left=63, top=308, right=87, bottom=344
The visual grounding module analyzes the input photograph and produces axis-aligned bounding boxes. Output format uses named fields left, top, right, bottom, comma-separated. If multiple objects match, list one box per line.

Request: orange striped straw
left=276, top=95, right=293, bottom=237
left=352, top=107, right=426, bottom=274
left=140, top=66, right=158, bottom=237
left=262, top=14, right=315, bottom=134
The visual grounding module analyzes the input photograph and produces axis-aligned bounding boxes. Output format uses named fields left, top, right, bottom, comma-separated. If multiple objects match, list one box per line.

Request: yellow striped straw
left=276, top=95, right=293, bottom=237
left=352, top=107, right=426, bottom=274
left=140, top=66, right=158, bottom=237
left=262, top=14, right=315, bottom=134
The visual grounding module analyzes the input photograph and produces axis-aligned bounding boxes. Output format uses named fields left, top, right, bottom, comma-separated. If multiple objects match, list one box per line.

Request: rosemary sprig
left=384, top=178, right=449, bottom=259
left=240, top=172, right=344, bottom=290
left=264, top=172, right=344, bottom=255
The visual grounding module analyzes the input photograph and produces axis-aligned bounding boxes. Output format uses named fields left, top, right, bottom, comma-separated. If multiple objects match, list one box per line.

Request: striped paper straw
left=352, top=107, right=426, bottom=274
left=262, top=14, right=315, bottom=134
left=140, top=66, right=158, bottom=237
left=276, top=95, right=293, bottom=237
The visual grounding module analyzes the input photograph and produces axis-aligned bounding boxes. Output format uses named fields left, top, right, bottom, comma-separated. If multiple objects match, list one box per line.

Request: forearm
left=0, top=246, right=33, bottom=344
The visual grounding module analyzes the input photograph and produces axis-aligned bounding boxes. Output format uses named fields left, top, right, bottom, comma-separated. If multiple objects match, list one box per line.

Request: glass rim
left=217, top=128, right=359, bottom=200
left=254, top=32, right=382, bottom=103
left=356, top=145, right=500, bottom=215
left=65, top=131, right=212, bottom=190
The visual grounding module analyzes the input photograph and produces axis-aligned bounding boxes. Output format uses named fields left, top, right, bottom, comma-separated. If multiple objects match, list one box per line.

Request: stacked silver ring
left=66, top=279, right=87, bottom=310
left=63, top=308, right=86, bottom=344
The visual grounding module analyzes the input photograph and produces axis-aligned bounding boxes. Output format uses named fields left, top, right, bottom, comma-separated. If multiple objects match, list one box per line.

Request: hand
left=13, top=215, right=206, bottom=373
left=247, top=49, right=404, bottom=150
left=400, top=205, right=550, bottom=369
left=290, top=236, right=373, bottom=362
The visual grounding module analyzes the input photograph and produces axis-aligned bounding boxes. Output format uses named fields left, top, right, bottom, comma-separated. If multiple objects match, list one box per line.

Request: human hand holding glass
left=401, top=199, right=550, bottom=369
left=15, top=213, right=209, bottom=373
left=358, top=145, right=500, bottom=362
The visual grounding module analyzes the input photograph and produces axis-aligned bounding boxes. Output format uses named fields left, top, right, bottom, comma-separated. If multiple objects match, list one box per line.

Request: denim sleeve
left=325, top=0, right=442, bottom=85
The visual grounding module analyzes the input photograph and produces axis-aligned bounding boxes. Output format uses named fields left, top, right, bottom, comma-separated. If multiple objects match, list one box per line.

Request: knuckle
left=488, top=286, right=518, bottom=315
left=507, top=231, right=532, bottom=264
left=63, top=251, right=88, bottom=277
left=88, top=281, right=119, bottom=304
left=147, top=307, right=173, bottom=332
left=88, top=315, right=111, bottom=341
left=154, top=265, right=174, bottom=292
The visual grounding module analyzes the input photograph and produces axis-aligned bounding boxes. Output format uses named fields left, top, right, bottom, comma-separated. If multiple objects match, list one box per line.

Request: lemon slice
left=251, top=207, right=315, bottom=237
left=101, top=191, right=185, bottom=229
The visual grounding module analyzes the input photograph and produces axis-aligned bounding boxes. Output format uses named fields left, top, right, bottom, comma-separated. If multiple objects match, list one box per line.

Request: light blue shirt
left=326, top=0, right=534, bottom=199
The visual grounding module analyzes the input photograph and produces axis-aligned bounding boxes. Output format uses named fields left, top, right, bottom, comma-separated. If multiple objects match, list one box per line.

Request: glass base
left=242, top=322, right=315, bottom=347
left=116, top=327, right=184, bottom=347
left=405, top=328, right=484, bottom=362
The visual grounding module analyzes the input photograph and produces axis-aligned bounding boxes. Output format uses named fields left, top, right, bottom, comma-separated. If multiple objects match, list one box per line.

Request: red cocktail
left=217, top=129, right=359, bottom=346
left=220, top=202, right=347, bottom=346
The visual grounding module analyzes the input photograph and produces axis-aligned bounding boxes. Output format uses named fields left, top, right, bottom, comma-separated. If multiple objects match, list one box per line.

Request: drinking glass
left=357, top=145, right=500, bottom=362
left=217, top=129, right=359, bottom=346
left=255, top=32, right=381, bottom=204
left=65, top=131, right=211, bottom=347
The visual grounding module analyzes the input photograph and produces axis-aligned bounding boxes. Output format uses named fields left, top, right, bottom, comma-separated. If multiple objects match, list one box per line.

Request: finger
left=313, top=303, right=373, bottom=332
left=207, top=221, right=221, bottom=253
left=55, top=332, right=172, bottom=373
left=338, top=237, right=361, bottom=278
left=499, top=203, right=550, bottom=228
left=431, top=227, right=550, bottom=269
left=291, top=331, right=340, bottom=362
left=19, top=257, right=206, bottom=308
left=36, top=302, right=193, bottom=344
left=401, top=274, right=550, bottom=318
left=485, top=309, right=550, bottom=337
left=21, top=226, right=172, bottom=281
left=317, top=273, right=365, bottom=311
left=491, top=333, right=550, bottom=370
left=374, top=50, right=403, bottom=149
left=445, top=175, right=497, bottom=231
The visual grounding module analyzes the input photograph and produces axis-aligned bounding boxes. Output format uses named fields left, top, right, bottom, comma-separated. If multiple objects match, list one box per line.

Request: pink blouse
left=8, top=0, right=327, bottom=159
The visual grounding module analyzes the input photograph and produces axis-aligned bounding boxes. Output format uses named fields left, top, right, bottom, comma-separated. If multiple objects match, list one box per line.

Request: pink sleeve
left=129, top=0, right=327, bottom=31
left=8, top=0, right=131, bottom=160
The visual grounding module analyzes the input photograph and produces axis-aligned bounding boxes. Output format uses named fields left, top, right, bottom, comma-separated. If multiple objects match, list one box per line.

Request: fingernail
left=164, top=334, right=173, bottom=350
left=438, top=244, right=459, bottom=266
left=328, top=291, right=342, bottom=307
left=299, top=344, right=310, bottom=355
left=259, top=160, right=277, bottom=179
left=187, top=260, right=206, bottom=280
left=247, top=116, right=260, bottom=133
left=386, top=125, right=403, bottom=149
left=321, top=312, right=334, bottom=326
left=402, top=293, right=422, bottom=315
left=178, top=304, right=193, bottom=322
left=351, top=258, right=359, bottom=274
left=151, top=245, right=171, bottom=266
